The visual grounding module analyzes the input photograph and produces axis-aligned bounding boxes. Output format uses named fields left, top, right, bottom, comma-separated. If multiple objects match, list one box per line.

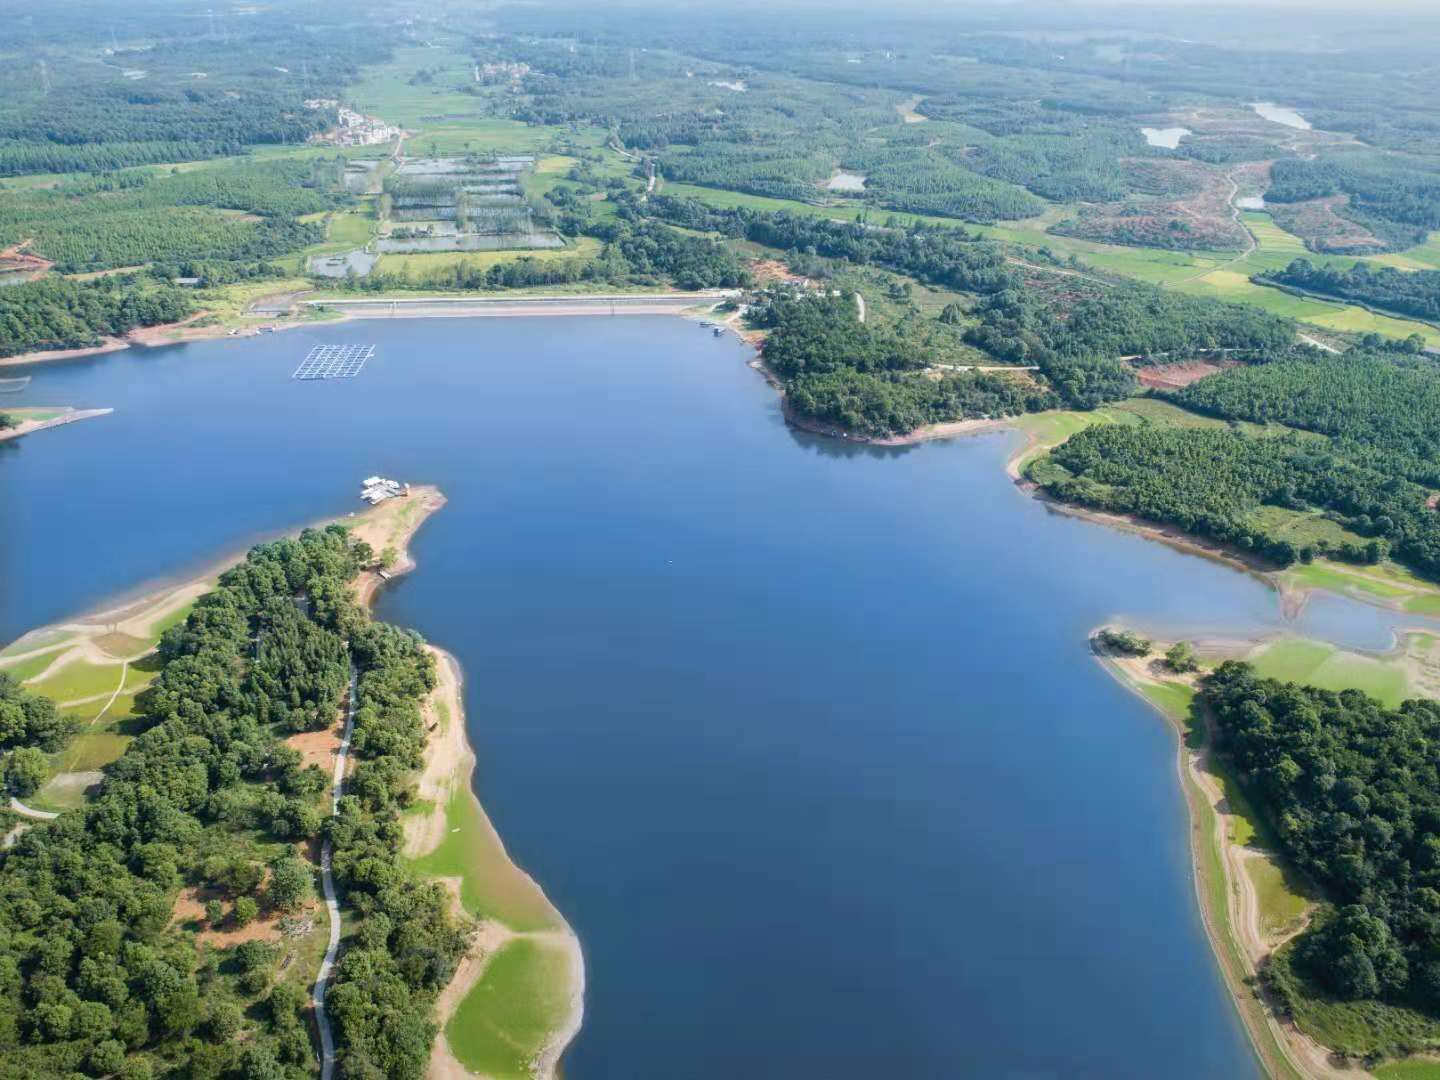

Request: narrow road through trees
left=313, top=666, right=356, bottom=1080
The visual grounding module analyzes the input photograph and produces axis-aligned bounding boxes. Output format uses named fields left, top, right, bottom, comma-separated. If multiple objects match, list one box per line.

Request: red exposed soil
left=283, top=724, right=342, bottom=771
left=1136, top=359, right=1237, bottom=390
left=170, top=882, right=319, bottom=948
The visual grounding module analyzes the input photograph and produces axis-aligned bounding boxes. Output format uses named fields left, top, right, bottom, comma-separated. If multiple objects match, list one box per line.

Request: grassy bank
left=403, top=654, right=583, bottom=1080
left=1100, top=647, right=1317, bottom=1080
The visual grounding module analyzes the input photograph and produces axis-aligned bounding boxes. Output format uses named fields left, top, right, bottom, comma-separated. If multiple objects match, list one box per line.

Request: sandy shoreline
left=0, top=407, right=113, bottom=443
left=357, top=490, right=583, bottom=1080
left=1096, top=642, right=1361, bottom=1080
left=413, top=651, right=585, bottom=1080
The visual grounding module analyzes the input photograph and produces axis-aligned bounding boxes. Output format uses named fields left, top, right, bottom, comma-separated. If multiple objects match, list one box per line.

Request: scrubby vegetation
left=1267, top=154, right=1440, bottom=242
left=1097, top=629, right=1151, bottom=656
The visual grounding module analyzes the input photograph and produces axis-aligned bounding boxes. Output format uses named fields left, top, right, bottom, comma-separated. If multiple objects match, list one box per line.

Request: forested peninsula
left=0, top=522, right=468, bottom=1079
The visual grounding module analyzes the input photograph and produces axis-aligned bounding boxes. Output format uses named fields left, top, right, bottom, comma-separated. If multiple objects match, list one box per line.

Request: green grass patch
left=375, top=237, right=601, bottom=277
left=1138, top=679, right=1196, bottom=725
left=1245, top=506, right=1370, bottom=550
left=1375, top=1058, right=1440, bottom=1080
left=1247, top=638, right=1410, bottom=708
left=1271, top=948, right=1440, bottom=1061
left=406, top=704, right=562, bottom=933
left=1247, top=856, right=1312, bottom=940
left=1, top=649, right=71, bottom=684
left=28, top=658, right=124, bottom=704
left=52, top=728, right=132, bottom=773
left=445, top=936, right=575, bottom=1080
left=1281, top=560, right=1413, bottom=602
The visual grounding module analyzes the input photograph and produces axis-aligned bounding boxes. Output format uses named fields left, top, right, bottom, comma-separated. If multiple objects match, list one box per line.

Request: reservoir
left=1251, top=102, right=1311, bottom=130
left=1141, top=125, right=1190, bottom=149
left=825, top=169, right=868, bottom=192
left=1, top=316, right=1405, bottom=1076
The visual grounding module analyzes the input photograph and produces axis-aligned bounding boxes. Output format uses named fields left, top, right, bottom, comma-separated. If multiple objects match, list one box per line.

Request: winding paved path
left=9, top=798, right=58, bottom=821
left=313, top=666, right=356, bottom=1080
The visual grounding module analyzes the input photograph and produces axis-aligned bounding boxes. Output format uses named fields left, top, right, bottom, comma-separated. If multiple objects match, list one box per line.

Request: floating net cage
left=0, top=377, right=32, bottom=394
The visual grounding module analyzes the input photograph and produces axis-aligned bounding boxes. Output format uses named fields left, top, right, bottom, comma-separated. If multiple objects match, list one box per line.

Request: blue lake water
left=1, top=316, right=1413, bottom=1077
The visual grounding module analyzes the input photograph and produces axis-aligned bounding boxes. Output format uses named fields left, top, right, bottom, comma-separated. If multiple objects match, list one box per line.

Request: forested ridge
left=648, top=195, right=1293, bottom=402
left=0, top=276, right=194, bottom=359
left=1267, top=154, right=1440, bottom=236
left=0, top=528, right=466, bottom=1079
left=1203, top=663, right=1440, bottom=1042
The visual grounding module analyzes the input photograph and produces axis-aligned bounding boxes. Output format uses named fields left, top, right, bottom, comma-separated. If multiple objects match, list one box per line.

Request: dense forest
left=1173, top=350, right=1440, bottom=486
left=0, top=527, right=465, bottom=1078
left=1032, top=424, right=1440, bottom=572
left=0, top=276, right=194, bottom=358
left=1203, top=662, right=1440, bottom=1039
left=964, top=281, right=1295, bottom=363
left=1264, top=259, right=1440, bottom=324
left=757, top=290, right=1056, bottom=438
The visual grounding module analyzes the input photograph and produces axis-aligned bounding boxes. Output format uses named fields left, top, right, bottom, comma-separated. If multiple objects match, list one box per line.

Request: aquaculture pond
left=2, top=316, right=1409, bottom=1076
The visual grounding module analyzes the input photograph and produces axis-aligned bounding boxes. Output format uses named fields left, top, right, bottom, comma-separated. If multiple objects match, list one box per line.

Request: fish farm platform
left=292, top=344, right=375, bottom=380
